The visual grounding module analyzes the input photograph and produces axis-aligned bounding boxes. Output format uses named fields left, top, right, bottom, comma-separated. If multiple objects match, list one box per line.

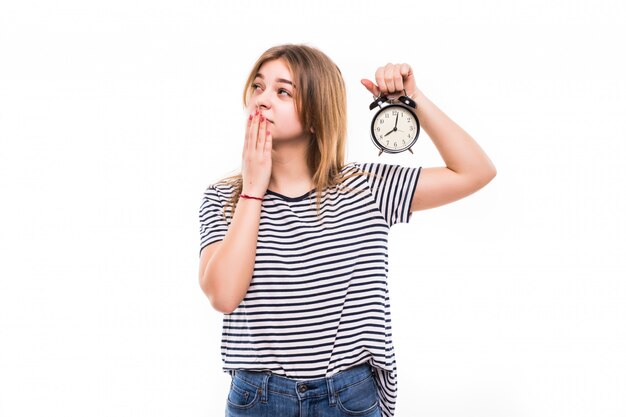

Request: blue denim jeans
left=225, top=363, right=383, bottom=417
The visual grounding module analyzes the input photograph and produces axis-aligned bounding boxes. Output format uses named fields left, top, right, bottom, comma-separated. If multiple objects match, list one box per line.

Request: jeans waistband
left=230, top=363, right=374, bottom=405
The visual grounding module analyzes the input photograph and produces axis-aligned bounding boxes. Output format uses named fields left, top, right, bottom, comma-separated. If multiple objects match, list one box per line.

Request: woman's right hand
left=241, top=109, right=272, bottom=197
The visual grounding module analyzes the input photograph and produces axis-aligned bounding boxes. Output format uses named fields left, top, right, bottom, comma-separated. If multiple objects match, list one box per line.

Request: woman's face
left=247, top=59, right=306, bottom=142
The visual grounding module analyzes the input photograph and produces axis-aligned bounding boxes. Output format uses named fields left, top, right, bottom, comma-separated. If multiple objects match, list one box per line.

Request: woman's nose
left=255, top=89, right=271, bottom=109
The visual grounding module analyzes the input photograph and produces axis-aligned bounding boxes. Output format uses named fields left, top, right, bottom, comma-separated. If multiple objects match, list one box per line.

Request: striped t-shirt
left=199, top=161, right=421, bottom=417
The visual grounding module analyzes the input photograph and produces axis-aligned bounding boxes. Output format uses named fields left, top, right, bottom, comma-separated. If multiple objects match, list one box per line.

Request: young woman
left=198, top=44, right=496, bottom=417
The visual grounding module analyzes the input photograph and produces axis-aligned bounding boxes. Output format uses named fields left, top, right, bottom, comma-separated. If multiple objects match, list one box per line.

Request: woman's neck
left=268, top=137, right=314, bottom=195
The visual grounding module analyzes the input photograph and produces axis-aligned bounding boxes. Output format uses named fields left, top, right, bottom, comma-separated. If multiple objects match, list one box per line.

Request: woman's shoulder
left=341, top=161, right=390, bottom=172
left=340, top=161, right=387, bottom=180
left=334, top=162, right=382, bottom=193
left=344, top=161, right=419, bottom=179
left=341, top=162, right=382, bottom=174
left=340, top=161, right=366, bottom=174
left=202, top=179, right=238, bottom=201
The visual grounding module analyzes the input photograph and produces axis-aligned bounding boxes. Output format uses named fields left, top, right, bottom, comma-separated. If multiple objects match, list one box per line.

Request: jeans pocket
left=226, top=377, right=261, bottom=410
left=336, top=375, right=380, bottom=416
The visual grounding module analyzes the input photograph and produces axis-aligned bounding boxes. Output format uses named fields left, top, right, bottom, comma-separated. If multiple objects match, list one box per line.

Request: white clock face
left=372, top=106, right=418, bottom=152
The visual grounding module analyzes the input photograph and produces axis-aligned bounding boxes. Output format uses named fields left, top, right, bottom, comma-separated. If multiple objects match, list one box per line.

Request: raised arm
left=361, top=63, right=496, bottom=211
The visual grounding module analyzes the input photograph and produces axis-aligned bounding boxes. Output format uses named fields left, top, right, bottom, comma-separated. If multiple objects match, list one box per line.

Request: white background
left=1, top=0, right=625, bottom=416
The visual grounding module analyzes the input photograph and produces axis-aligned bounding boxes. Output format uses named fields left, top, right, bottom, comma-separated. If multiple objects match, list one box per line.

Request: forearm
left=413, top=90, right=496, bottom=182
left=201, top=198, right=262, bottom=313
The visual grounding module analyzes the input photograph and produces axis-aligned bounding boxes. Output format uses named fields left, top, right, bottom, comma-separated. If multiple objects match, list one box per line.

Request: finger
left=399, top=63, right=418, bottom=98
left=384, top=63, right=402, bottom=95
left=246, top=111, right=254, bottom=131
left=400, top=63, right=412, bottom=78
left=383, top=63, right=395, bottom=94
left=247, top=110, right=260, bottom=153
left=263, top=127, right=272, bottom=155
left=243, top=112, right=253, bottom=156
left=257, top=116, right=267, bottom=151
left=360, top=79, right=380, bottom=97
left=393, top=64, right=404, bottom=94
left=375, top=66, right=387, bottom=95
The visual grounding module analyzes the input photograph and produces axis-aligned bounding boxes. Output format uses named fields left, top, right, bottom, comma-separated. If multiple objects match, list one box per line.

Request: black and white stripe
left=199, top=162, right=420, bottom=417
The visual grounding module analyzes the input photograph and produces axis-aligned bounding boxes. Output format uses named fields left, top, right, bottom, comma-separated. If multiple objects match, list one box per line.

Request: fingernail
left=266, top=130, right=270, bottom=136
left=260, top=115, right=265, bottom=122
left=248, top=114, right=253, bottom=121
left=255, top=109, right=259, bottom=115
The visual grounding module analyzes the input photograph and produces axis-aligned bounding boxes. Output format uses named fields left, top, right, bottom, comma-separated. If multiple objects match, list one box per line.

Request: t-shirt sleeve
left=359, top=162, right=421, bottom=227
left=198, top=185, right=230, bottom=257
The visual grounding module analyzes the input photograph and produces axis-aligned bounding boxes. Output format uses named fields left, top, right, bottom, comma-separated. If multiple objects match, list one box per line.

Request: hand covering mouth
left=258, top=111, right=273, bottom=123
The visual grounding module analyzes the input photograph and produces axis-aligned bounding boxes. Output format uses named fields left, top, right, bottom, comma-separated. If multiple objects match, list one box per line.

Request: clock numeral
left=376, top=127, right=381, bottom=132
left=394, top=142, right=397, bottom=148
left=386, top=140, right=389, bottom=145
left=385, top=113, right=390, bottom=118
left=409, top=126, right=413, bottom=131
left=379, top=119, right=384, bottom=124
left=407, top=133, right=411, bottom=138
left=392, top=110, right=398, bottom=116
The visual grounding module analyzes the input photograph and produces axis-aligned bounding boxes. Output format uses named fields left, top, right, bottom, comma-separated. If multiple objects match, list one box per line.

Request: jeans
left=225, top=363, right=383, bottom=417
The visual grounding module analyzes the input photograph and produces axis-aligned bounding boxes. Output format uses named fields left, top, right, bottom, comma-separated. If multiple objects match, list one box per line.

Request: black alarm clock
left=369, top=92, right=420, bottom=155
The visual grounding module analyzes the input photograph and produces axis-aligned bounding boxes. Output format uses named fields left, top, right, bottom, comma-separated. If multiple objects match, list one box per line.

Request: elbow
left=467, top=164, right=496, bottom=192
left=478, top=161, right=497, bottom=187
left=199, top=257, right=249, bottom=314
left=200, top=279, right=241, bottom=314
left=210, top=297, right=240, bottom=314
left=485, top=164, right=497, bottom=184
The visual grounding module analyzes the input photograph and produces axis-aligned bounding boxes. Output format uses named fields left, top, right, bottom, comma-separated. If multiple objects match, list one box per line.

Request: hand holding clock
left=360, top=63, right=421, bottom=101
left=363, top=63, right=422, bottom=155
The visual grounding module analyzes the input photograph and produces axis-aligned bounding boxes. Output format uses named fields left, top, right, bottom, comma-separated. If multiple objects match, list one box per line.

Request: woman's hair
left=216, top=43, right=376, bottom=219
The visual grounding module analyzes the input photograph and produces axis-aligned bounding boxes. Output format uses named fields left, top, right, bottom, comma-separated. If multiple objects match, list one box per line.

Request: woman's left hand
left=361, top=63, right=421, bottom=101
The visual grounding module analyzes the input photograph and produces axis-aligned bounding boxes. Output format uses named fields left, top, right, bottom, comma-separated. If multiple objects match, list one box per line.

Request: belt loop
left=327, top=374, right=337, bottom=406
left=260, top=372, right=270, bottom=404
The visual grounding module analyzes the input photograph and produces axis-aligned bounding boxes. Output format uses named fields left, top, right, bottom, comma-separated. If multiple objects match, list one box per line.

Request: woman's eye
left=251, top=83, right=262, bottom=92
left=278, top=88, right=292, bottom=97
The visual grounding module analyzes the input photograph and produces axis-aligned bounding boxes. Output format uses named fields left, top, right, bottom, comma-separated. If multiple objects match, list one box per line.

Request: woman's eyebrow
left=255, top=73, right=295, bottom=87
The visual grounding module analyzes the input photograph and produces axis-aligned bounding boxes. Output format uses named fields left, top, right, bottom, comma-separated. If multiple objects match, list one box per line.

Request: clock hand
left=385, top=121, right=401, bottom=136
left=394, top=114, right=399, bottom=128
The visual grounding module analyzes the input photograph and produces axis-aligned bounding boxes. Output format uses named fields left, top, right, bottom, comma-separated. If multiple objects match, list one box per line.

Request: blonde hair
left=216, top=44, right=376, bottom=220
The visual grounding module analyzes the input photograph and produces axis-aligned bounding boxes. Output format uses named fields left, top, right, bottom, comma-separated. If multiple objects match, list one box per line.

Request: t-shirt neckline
left=265, top=188, right=316, bottom=202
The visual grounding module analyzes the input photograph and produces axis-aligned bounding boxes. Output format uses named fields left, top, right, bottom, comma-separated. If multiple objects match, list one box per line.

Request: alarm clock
left=369, top=93, right=420, bottom=155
